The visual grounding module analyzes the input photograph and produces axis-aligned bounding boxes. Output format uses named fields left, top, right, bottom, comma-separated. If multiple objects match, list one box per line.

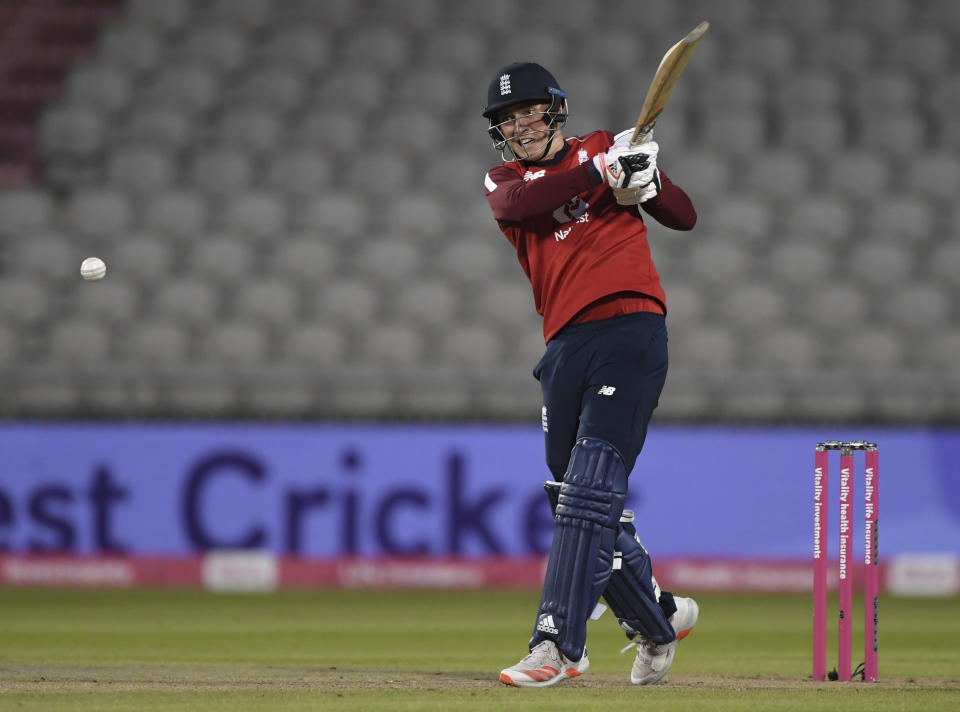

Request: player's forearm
left=487, top=163, right=600, bottom=222
left=640, top=171, right=696, bottom=230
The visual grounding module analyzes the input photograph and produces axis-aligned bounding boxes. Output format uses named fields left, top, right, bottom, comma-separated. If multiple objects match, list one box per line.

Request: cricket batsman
left=482, top=61, right=700, bottom=687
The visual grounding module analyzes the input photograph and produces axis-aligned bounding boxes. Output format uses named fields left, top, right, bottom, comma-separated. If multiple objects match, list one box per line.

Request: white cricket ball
left=80, top=256, right=107, bottom=281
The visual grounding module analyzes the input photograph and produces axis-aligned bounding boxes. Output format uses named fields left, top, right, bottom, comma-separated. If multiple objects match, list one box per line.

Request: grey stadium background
left=0, top=0, right=957, bottom=423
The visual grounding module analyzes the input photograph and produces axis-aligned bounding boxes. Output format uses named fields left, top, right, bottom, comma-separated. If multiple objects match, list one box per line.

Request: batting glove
left=593, top=141, right=659, bottom=191
left=613, top=168, right=661, bottom=205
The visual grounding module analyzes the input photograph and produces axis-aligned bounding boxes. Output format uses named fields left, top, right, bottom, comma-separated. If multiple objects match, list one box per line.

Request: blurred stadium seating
left=0, top=0, right=957, bottom=422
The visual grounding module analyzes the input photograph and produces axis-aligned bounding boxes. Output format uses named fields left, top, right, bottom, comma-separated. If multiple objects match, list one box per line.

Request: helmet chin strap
left=507, top=123, right=563, bottom=163
left=500, top=130, right=551, bottom=163
left=522, top=128, right=559, bottom=163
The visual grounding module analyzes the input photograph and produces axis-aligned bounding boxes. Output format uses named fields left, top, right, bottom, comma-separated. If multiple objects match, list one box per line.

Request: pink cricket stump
left=813, top=445, right=829, bottom=681
left=837, top=446, right=854, bottom=681
left=864, top=446, right=879, bottom=682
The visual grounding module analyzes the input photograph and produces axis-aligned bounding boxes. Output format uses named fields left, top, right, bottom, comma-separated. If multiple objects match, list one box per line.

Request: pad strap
left=604, top=518, right=677, bottom=644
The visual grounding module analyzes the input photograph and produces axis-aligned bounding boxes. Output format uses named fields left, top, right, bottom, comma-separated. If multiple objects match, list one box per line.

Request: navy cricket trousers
left=533, top=311, right=668, bottom=481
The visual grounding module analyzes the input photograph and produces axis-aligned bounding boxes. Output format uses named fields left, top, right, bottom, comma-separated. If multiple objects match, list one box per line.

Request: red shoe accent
left=499, top=673, right=518, bottom=686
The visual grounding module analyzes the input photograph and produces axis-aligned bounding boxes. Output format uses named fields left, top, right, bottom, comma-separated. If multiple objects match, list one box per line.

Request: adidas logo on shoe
left=536, top=614, right=559, bottom=635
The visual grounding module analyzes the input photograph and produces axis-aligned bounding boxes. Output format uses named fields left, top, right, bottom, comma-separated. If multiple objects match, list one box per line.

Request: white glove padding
left=614, top=168, right=662, bottom=205
left=592, top=141, right=660, bottom=190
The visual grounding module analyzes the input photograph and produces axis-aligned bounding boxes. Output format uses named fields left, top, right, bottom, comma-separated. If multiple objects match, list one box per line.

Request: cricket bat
left=629, top=20, right=710, bottom=146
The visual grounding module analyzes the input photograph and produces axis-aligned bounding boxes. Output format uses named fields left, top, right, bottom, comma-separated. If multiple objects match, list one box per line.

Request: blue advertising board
left=1, top=423, right=957, bottom=559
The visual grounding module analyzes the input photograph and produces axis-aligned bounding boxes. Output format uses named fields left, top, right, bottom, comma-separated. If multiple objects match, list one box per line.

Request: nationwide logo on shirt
left=553, top=197, right=589, bottom=225
left=523, top=169, right=546, bottom=181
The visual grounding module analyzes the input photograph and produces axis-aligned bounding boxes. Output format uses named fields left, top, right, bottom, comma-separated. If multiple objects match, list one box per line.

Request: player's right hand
left=593, top=142, right=659, bottom=191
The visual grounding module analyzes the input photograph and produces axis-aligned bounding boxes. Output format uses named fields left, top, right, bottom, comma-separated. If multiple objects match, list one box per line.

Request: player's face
left=496, top=102, right=560, bottom=161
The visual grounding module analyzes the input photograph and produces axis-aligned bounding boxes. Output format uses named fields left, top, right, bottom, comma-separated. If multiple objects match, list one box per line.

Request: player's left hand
left=613, top=168, right=661, bottom=205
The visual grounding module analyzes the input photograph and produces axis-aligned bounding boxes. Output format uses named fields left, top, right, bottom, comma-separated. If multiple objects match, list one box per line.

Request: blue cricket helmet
left=482, top=62, right=567, bottom=119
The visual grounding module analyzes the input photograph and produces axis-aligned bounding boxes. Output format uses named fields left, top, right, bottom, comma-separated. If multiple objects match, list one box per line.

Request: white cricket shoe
left=499, top=640, right=589, bottom=687
left=627, top=596, right=699, bottom=685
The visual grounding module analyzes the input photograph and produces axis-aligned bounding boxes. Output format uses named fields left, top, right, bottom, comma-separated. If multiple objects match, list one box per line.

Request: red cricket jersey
left=484, top=130, right=696, bottom=342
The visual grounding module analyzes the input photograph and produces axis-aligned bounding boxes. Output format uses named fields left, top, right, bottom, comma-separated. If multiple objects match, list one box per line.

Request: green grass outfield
left=0, top=587, right=958, bottom=711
